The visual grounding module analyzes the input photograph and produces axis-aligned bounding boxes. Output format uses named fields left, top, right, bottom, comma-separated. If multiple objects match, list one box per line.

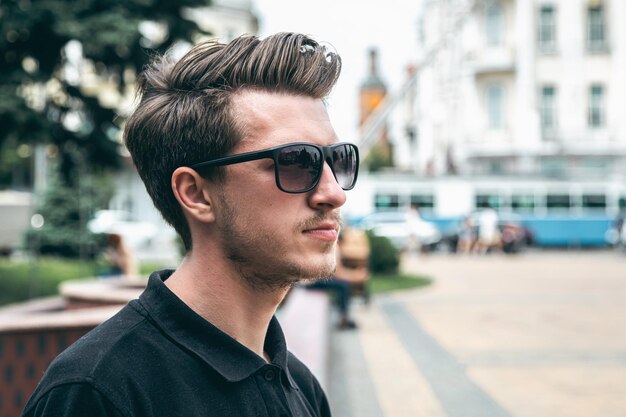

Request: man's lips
left=303, top=223, right=339, bottom=241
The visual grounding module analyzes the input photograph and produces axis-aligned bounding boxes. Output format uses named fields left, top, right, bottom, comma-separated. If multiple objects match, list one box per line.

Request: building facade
left=400, top=0, right=626, bottom=180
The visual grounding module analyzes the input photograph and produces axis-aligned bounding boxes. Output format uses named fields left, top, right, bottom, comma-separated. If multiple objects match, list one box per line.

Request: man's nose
left=307, top=162, right=347, bottom=209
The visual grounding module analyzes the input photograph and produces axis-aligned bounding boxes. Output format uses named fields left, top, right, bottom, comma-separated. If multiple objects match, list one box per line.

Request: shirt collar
left=137, top=270, right=297, bottom=388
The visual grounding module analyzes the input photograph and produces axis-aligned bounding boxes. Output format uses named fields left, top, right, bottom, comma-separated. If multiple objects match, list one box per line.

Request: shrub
left=366, top=231, right=400, bottom=274
left=0, top=258, right=99, bottom=306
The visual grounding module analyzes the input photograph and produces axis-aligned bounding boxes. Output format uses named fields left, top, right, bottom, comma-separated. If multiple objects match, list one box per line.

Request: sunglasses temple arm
left=190, top=149, right=275, bottom=170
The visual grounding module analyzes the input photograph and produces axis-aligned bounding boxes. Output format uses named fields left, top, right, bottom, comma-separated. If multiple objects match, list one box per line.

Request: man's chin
left=295, top=259, right=336, bottom=283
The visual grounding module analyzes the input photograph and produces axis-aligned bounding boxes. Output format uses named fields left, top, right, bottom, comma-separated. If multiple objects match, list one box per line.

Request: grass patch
left=369, top=273, right=432, bottom=294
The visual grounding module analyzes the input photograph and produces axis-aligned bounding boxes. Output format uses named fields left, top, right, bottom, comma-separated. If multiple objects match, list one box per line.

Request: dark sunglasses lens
left=276, top=145, right=323, bottom=192
left=330, top=144, right=358, bottom=189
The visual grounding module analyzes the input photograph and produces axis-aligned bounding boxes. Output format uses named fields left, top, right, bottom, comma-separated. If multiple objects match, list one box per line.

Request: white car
left=88, top=210, right=158, bottom=249
left=359, top=211, right=442, bottom=250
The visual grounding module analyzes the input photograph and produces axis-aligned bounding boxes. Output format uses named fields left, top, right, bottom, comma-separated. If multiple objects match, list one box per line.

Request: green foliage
left=0, top=257, right=173, bottom=305
left=0, top=257, right=99, bottom=306
left=0, top=0, right=211, bottom=187
left=366, top=231, right=400, bottom=274
left=369, top=273, right=432, bottom=294
left=363, top=144, right=393, bottom=172
left=0, top=136, right=32, bottom=188
left=25, top=173, right=114, bottom=258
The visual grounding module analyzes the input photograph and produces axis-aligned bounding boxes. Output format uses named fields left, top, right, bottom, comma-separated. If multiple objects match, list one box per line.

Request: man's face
left=211, top=91, right=347, bottom=291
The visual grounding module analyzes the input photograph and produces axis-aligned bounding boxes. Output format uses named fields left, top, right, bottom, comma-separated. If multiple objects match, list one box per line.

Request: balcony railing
left=469, top=46, right=515, bottom=75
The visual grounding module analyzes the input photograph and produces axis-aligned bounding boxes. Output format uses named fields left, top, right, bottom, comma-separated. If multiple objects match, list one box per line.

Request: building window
left=587, top=4, right=607, bottom=52
left=485, top=3, right=504, bottom=46
left=418, top=18, right=425, bottom=44
left=541, top=159, right=567, bottom=178
left=540, top=85, right=557, bottom=130
left=588, top=84, right=605, bottom=128
left=538, top=5, right=556, bottom=52
left=486, top=84, right=504, bottom=129
left=488, top=161, right=504, bottom=175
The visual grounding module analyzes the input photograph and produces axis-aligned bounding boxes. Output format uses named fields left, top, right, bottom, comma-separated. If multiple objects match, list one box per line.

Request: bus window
left=375, top=194, right=400, bottom=209
left=546, top=194, right=571, bottom=210
left=512, top=194, right=535, bottom=211
left=410, top=194, right=435, bottom=210
left=582, top=194, right=606, bottom=210
left=475, top=194, right=502, bottom=209
left=619, top=197, right=626, bottom=210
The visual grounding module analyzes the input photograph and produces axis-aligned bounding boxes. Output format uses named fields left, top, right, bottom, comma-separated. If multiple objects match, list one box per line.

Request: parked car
left=87, top=210, right=158, bottom=249
left=357, top=211, right=442, bottom=251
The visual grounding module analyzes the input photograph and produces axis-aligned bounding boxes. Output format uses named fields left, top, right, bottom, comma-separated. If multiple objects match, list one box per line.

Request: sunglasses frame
left=189, top=142, right=359, bottom=194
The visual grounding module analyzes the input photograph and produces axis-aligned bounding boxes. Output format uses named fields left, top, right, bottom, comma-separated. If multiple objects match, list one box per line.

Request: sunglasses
left=190, top=142, right=359, bottom=193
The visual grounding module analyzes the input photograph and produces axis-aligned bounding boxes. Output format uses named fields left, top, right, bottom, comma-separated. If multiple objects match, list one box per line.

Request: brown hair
left=123, top=33, right=342, bottom=251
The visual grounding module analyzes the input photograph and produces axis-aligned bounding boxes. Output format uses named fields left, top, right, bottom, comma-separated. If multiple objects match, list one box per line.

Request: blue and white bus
left=345, top=173, right=626, bottom=247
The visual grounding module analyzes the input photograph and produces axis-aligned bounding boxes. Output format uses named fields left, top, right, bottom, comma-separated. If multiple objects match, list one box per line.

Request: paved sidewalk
left=327, top=250, right=626, bottom=417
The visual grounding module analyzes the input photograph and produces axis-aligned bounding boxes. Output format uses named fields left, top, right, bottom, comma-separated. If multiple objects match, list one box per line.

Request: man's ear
left=171, top=167, right=216, bottom=223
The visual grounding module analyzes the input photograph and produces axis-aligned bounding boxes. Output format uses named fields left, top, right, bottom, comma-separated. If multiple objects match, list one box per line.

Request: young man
left=22, top=33, right=359, bottom=417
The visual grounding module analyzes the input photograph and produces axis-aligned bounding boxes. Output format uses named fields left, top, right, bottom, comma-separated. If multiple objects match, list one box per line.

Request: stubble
left=218, top=193, right=340, bottom=292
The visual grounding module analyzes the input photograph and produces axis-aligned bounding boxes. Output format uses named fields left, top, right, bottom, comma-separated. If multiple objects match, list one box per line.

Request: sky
left=253, top=0, right=423, bottom=142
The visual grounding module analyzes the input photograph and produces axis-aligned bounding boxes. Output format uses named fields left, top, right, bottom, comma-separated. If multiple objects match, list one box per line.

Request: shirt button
left=264, top=369, right=276, bottom=381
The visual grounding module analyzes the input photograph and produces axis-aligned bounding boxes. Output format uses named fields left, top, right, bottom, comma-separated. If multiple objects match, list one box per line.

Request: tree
left=1, top=0, right=211, bottom=258
left=25, top=173, right=115, bottom=258
left=0, top=0, right=211, bottom=187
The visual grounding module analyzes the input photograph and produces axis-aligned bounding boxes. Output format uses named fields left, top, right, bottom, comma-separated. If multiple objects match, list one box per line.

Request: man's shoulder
left=55, top=301, right=149, bottom=370
left=22, top=382, right=124, bottom=417
left=25, top=301, right=151, bottom=411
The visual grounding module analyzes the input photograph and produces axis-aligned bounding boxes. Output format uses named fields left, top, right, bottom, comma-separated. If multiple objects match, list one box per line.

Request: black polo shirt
left=22, top=271, right=331, bottom=417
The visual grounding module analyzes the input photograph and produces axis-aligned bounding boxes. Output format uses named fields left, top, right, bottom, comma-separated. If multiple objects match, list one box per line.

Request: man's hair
left=124, top=33, right=342, bottom=251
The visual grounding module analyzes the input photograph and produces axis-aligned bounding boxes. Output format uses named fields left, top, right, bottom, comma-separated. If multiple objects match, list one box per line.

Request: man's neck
left=164, top=251, right=288, bottom=361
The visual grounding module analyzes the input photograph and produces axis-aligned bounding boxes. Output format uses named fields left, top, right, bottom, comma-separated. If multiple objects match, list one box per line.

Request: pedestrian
left=456, top=215, right=476, bottom=254
left=406, top=203, right=423, bottom=253
left=474, top=205, right=501, bottom=254
left=98, top=233, right=137, bottom=278
left=22, top=33, right=358, bottom=417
